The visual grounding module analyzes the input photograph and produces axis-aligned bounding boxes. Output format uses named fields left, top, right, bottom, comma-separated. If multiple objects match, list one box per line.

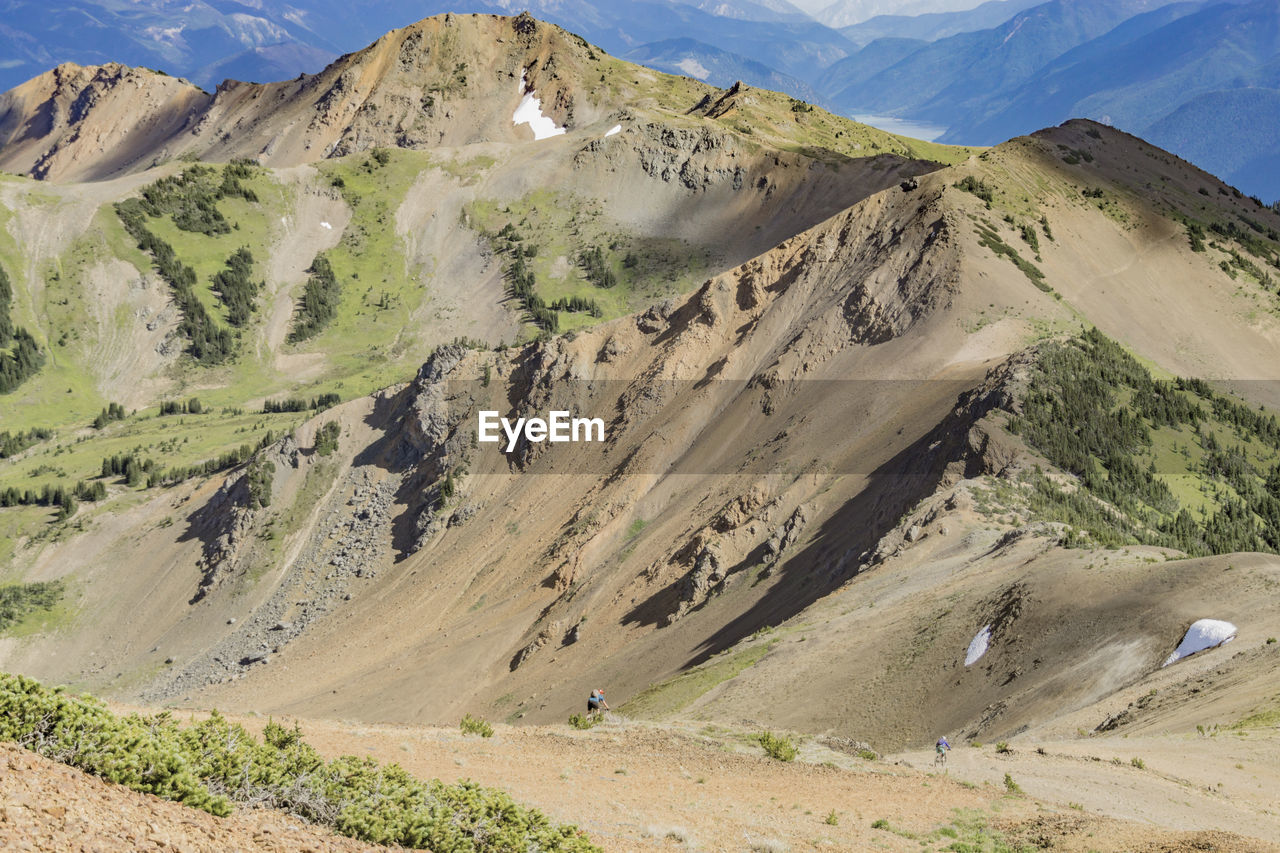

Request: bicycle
left=934, top=749, right=948, bottom=769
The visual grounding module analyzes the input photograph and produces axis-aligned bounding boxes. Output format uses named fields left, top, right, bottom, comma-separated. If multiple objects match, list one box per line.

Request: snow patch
left=320, top=221, right=332, bottom=230
left=513, top=71, right=566, bottom=141
left=675, top=57, right=711, bottom=80
left=1163, top=619, right=1237, bottom=667
left=605, top=124, right=622, bottom=138
left=965, top=625, right=992, bottom=666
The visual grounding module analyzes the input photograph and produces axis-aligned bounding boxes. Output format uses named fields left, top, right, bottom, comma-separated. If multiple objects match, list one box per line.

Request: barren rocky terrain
left=1, top=12, right=1279, bottom=852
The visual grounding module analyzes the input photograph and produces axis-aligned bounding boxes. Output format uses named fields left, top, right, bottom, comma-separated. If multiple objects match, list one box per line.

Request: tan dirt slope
left=0, top=742, right=398, bottom=852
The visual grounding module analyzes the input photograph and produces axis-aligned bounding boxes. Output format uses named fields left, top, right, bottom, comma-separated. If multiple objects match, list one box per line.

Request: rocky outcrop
left=760, top=505, right=808, bottom=576
left=511, top=620, right=561, bottom=671
left=0, top=63, right=210, bottom=182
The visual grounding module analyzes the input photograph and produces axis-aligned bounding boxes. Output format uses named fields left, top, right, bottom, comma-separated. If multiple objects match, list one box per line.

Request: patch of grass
left=935, top=809, right=1024, bottom=852
left=954, top=176, right=996, bottom=205
left=975, top=223, right=1050, bottom=292
left=1232, top=705, right=1280, bottom=729
left=0, top=580, right=64, bottom=632
left=621, top=638, right=778, bottom=719
left=0, top=407, right=301, bottom=511
left=465, top=189, right=717, bottom=335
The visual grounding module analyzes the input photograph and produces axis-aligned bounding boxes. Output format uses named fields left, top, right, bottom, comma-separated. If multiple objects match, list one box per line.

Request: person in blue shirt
left=587, top=688, right=609, bottom=716
left=936, top=735, right=951, bottom=754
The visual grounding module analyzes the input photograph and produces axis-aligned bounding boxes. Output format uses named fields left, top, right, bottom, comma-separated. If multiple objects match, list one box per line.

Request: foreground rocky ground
left=20, top=709, right=1257, bottom=853
left=0, top=743, right=396, bottom=852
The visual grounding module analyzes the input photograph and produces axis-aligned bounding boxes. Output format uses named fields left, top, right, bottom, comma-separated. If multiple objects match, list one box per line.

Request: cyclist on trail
left=587, top=688, right=609, bottom=717
left=936, top=735, right=951, bottom=755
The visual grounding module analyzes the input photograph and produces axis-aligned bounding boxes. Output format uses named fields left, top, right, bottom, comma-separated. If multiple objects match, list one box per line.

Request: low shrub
left=459, top=714, right=493, bottom=738
left=568, top=713, right=601, bottom=730
left=0, top=673, right=598, bottom=852
left=756, top=731, right=797, bottom=762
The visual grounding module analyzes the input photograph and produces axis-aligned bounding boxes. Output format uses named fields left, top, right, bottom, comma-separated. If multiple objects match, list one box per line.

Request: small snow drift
left=605, top=124, right=622, bottom=137
left=1163, top=619, right=1237, bottom=666
left=513, top=71, right=565, bottom=141
left=965, top=625, right=992, bottom=666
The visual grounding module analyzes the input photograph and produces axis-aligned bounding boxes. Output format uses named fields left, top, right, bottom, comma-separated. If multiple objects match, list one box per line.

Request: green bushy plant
left=459, top=714, right=493, bottom=738
left=756, top=731, right=797, bottom=762
left=568, top=713, right=601, bottom=730
left=0, top=672, right=598, bottom=852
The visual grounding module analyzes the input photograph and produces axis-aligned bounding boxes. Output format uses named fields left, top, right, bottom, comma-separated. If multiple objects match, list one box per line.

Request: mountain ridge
left=0, top=13, right=1279, bottom=848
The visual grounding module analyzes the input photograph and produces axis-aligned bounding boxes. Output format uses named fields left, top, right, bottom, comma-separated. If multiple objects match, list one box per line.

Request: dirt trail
left=898, top=730, right=1280, bottom=844
left=172, top=712, right=1273, bottom=853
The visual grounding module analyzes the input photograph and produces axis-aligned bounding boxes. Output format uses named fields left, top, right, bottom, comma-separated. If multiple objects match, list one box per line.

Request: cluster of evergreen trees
left=1209, top=219, right=1280, bottom=270
left=150, top=436, right=274, bottom=488
left=288, top=255, right=341, bottom=343
left=505, top=251, right=558, bottom=332
left=578, top=246, right=617, bottom=288
left=0, top=582, right=63, bottom=629
left=261, top=392, right=339, bottom=414
left=493, top=223, right=611, bottom=332
left=549, top=295, right=603, bottom=317
left=135, top=164, right=258, bottom=236
left=211, top=248, right=262, bottom=327
left=314, top=421, right=341, bottom=456
left=245, top=458, right=274, bottom=509
left=92, top=402, right=127, bottom=429
left=0, top=263, right=44, bottom=394
left=101, top=453, right=157, bottom=486
left=0, top=480, right=104, bottom=519
left=100, top=432, right=275, bottom=491
left=0, top=427, right=52, bottom=458
left=159, top=397, right=204, bottom=416
left=1008, top=328, right=1280, bottom=556
left=116, top=198, right=236, bottom=364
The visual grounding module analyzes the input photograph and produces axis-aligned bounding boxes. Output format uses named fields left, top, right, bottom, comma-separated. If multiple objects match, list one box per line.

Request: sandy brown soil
left=0, top=742, right=396, bottom=852
left=133, top=711, right=1266, bottom=853
left=900, top=731, right=1280, bottom=844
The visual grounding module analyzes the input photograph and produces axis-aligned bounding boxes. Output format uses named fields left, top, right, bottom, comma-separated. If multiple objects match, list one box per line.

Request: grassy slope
left=465, top=188, right=718, bottom=331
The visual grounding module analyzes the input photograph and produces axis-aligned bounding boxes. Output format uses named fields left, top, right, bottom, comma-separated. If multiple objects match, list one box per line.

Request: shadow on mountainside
left=622, top=377, right=1008, bottom=669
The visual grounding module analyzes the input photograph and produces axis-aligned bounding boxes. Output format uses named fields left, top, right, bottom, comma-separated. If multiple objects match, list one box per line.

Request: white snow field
left=513, top=71, right=566, bottom=141
left=1163, top=619, right=1238, bottom=666
left=965, top=624, right=992, bottom=666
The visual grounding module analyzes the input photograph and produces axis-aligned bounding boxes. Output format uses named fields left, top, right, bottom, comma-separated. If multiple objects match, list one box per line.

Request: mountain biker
left=587, top=688, right=609, bottom=716
left=936, top=735, right=951, bottom=755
